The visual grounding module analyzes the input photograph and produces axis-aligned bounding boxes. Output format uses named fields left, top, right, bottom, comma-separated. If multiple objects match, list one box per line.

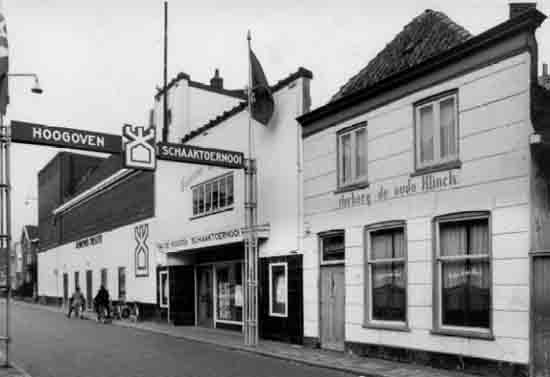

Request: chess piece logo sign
left=135, top=224, right=149, bottom=277
left=122, top=124, right=156, bottom=170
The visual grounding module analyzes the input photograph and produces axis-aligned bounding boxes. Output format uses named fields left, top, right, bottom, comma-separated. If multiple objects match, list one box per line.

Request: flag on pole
left=249, top=48, right=274, bottom=126
left=0, top=1, right=8, bottom=115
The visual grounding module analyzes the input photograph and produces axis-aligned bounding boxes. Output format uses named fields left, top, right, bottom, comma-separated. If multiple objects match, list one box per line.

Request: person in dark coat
left=94, top=285, right=111, bottom=319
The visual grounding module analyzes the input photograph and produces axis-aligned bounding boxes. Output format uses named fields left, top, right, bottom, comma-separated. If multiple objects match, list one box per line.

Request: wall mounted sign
left=135, top=224, right=150, bottom=277
left=75, top=234, right=103, bottom=249
left=11, top=121, right=121, bottom=154
left=122, top=124, right=157, bottom=171
left=157, top=142, right=244, bottom=169
left=338, top=170, right=459, bottom=210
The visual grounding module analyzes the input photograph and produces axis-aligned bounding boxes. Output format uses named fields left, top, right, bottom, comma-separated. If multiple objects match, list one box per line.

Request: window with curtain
left=366, top=224, right=406, bottom=323
left=191, top=173, right=234, bottom=217
left=337, top=123, right=367, bottom=188
left=415, top=92, right=458, bottom=170
left=436, top=214, right=491, bottom=331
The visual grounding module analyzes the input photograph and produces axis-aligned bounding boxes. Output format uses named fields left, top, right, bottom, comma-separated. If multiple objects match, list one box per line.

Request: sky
left=5, top=0, right=550, bottom=243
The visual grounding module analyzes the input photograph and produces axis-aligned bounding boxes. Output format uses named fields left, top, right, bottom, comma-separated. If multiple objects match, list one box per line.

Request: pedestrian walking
left=93, top=285, right=111, bottom=321
left=67, top=286, right=85, bottom=319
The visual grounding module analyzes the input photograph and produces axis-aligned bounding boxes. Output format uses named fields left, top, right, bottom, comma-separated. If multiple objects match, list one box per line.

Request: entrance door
left=169, top=265, right=195, bottom=325
left=86, top=270, right=93, bottom=309
left=63, top=273, right=68, bottom=305
left=533, top=255, right=550, bottom=376
left=320, top=266, right=345, bottom=351
left=197, top=266, right=214, bottom=327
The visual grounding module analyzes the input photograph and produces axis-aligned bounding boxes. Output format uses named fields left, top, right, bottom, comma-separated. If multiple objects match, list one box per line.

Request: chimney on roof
left=210, top=69, right=223, bottom=89
left=509, top=2, right=537, bottom=19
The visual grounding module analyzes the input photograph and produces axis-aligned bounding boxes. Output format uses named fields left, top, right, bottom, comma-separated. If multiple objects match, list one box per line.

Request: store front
left=197, top=261, right=243, bottom=330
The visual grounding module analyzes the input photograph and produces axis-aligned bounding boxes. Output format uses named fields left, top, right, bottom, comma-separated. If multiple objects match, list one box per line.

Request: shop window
left=365, top=221, right=407, bottom=327
left=118, top=267, right=126, bottom=301
left=337, top=123, right=367, bottom=189
left=215, top=263, right=243, bottom=323
left=100, top=268, right=107, bottom=288
left=192, top=173, right=234, bottom=217
left=269, top=263, right=288, bottom=317
left=434, top=212, right=492, bottom=336
left=320, top=231, right=345, bottom=264
left=415, top=91, right=458, bottom=171
left=159, top=270, right=168, bottom=308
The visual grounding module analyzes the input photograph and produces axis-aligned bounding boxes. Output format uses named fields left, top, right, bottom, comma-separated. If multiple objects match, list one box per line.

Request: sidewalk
left=15, top=300, right=478, bottom=377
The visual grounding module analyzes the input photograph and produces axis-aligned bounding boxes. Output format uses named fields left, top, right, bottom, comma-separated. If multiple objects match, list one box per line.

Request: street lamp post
left=0, top=73, right=42, bottom=367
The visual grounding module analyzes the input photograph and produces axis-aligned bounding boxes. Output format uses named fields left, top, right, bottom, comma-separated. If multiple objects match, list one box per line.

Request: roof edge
left=298, top=8, right=546, bottom=127
left=181, top=67, right=313, bottom=144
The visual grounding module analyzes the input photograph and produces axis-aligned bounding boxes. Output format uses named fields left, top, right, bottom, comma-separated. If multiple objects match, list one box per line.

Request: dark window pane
left=372, top=263, right=406, bottom=321
left=227, top=175, right=234, bottom=206
left=322, top=233, right=345, bottom=262
left=442, top=260, right=490, bottom=328
left=212, top=181, right=219, bottom=211
left=219, top=178, right=226, bottom=208
left=192, top=188, right=198, bottom=215
left=198, top=186, right=205, bottom=214
left=341, top=133, right=351, bottom=184
left=118, top=267, right=126, bottom=301
left=440, top=219, right=488, bottom=257
left=205, top=183, right=212, bottom=212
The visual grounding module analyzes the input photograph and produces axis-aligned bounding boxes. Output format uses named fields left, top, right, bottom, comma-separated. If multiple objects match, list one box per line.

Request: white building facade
left=298, top=5, right=550, bottom=376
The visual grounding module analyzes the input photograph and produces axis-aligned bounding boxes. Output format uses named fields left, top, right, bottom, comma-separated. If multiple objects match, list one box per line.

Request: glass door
left=197, top=266, right=214, bottom=327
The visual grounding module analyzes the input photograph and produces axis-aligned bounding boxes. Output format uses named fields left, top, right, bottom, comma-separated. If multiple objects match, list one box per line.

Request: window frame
left=159, top=270, right=169, bottom=309
left=336, top=122, right=368, bottom=191
left=414, top=90, right=460, bottom=173
left=268, top=262, right=288, bottom=317
left=191, top=173, right=234, bottom=219
left=319, top=230, right=346, bottom=266
left=364, top=220, right=409, bottom=331
left=432, top=211, right=494, bottom=340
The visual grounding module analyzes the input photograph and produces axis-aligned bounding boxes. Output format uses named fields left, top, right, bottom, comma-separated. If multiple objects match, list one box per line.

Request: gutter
left=52, top=169, right=133, bottom=215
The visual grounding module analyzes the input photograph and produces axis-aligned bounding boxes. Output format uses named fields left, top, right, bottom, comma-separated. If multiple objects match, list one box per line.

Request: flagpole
left=245, top=30, right=258, bottom=346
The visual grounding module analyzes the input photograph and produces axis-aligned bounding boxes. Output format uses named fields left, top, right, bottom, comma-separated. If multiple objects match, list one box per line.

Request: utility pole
left=0, top=114, right=11, bottom=367
left=162, top=1, right=168, bottom=143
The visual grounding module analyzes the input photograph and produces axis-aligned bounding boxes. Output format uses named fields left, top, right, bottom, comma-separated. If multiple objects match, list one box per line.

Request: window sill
left=411, top=160, right=462, bottom=177
left=190, top=206, right=234, bottom=220
left=430, top=328, right=495, bottom=341
left=363, top=322, right=410, bottom=332
left=334, top=181, right=370, bottom=194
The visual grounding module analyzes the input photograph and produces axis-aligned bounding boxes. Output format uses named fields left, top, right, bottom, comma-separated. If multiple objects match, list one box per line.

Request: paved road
left=0, top=301, right=355, bottom=377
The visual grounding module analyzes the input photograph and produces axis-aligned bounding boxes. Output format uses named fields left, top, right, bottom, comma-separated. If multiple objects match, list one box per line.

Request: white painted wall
left=302, top=52, right=532, bottom=364
left=155, top=76, right=310, bottom=259
left=38, top=218, right=165, bottom=304
left=152, top=78, right=242, bottom=143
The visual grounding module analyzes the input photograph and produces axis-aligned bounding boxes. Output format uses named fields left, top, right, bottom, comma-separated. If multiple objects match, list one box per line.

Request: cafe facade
left=298, top=5, right=550, bottom=376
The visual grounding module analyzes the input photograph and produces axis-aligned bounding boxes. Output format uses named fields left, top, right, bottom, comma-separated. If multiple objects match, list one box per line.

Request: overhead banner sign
left=10, top=120, right=245, bottom=170
left=11, top=121, right=121, bottom=154
left=157, top=142, right=244, bottom=169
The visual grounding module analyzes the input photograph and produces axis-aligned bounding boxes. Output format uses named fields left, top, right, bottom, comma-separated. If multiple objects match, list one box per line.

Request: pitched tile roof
left=330, top=9, right=472, bottom=102
left=181, top=67, right=313, bottom=143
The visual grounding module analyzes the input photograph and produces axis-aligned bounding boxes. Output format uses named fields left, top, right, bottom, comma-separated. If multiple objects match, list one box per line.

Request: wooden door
left=86, top=270, right=92, bottom=309
left=533, top=255, right=550, bottom=377
left=197, top=266, right=214, bottom=327
left=320, top=266, right=345, bottom=351
left=169, top=265, right=195, bottom=325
